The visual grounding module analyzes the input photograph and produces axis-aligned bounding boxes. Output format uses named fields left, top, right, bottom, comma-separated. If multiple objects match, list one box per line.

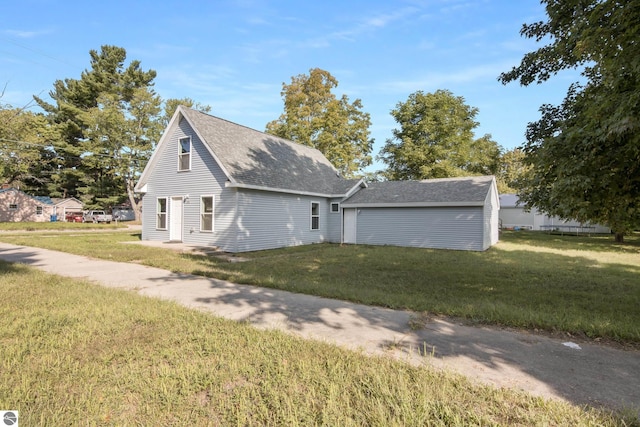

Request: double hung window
left=178, top=137, right=191, bottom=171
left=157, top=198, right=168, bottom=229
left=200, top=196, right=214, bottom=232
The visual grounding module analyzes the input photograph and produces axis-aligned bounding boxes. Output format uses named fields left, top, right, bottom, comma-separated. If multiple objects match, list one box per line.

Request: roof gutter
left=341, top=201, right=485, bottom=208
left=225, top=182, right=349, bottom=198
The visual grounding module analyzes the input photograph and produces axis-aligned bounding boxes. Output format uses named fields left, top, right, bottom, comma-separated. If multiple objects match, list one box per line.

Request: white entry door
left=169, top=196, right=183, bottom=241
left=343, top=208, right=357, bottom=244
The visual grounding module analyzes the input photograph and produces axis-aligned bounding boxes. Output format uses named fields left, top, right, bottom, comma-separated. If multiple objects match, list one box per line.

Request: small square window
left=36, top=206, right=43, bottom=215
left=331, top=203, right=340, bottom=213
left=9, top=204, right=18, bottom=211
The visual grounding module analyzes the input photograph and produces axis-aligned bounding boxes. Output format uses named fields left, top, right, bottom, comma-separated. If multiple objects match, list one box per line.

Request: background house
left=53, top=197, right=84, bottom=221
left=499, top=194, right=610, bottom=233
left=0, top=187, right=54, bottom=222
left=0, top=187, right=85, bottom=222
left=135, top=106, right=500, bottom=252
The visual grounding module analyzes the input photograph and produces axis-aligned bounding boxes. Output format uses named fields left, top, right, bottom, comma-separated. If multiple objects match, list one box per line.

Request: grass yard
left=0, top=227, right=638, bottom=346
left=0, top=261, right=632, bottom=426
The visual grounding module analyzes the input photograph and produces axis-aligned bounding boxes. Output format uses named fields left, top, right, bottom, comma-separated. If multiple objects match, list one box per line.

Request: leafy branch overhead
left=499, top=0, right=640, bottom=241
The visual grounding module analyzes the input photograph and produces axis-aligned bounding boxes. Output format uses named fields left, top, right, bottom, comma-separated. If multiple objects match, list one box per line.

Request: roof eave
left=135, top=106, right=238, bottom=192
left=226, top=182, right=347, bottom=198
left=341, top=201, right=485, bottom=208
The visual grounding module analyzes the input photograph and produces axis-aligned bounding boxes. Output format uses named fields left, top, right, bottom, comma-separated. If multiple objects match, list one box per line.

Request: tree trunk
left=126, top=177, right=142, bottom=223
left=614, top=232, right=625, bottom=243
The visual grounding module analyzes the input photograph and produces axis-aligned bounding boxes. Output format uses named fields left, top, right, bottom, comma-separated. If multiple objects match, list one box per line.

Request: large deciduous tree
left=499, top=0, right=639, bottom=242
left=0, top=104, right=59, bottom=193
left=496, top=148, right=529, bottom=194
left=266, top=68, right=373, bottom=177
left=379, top=89, right=501, bottom=180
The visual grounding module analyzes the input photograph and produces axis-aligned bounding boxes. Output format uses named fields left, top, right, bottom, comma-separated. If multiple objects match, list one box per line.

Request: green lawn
left=0, top=227, right=638, bottom=345
left=0, top=262, right=631, bottom=426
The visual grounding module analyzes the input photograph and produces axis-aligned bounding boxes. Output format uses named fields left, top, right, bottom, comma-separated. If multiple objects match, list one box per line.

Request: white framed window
left=9, top=203, right=18, bottom=211
left=36, top=206, right=43, bottom=215
left=156, top=197, right=168, bottom=230
left=200, top=195, right=214, bottom=232
left=330, top=202, right=340, bottom=213
left=310, top=201, right=320, bottom=230
left=178, top=137, right=191, bottom=171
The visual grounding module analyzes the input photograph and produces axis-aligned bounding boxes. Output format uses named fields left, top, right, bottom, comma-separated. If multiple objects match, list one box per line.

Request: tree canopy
left=378, top=89, right=501, bottom=180
left=265, top=68, right=373, bottom=177
left=33, top=46, right=160, bottom=218
left=499, top=0, right=640, bottom=241
left=0, top=105, right=59, bottom=192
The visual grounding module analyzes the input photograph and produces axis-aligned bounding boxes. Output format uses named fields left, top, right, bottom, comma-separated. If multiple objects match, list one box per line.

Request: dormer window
left=178, top=137, right=191, bottom=171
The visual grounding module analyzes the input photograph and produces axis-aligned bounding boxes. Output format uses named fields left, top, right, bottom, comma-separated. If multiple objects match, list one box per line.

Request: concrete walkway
left=0, top=241, right=638, bottom=415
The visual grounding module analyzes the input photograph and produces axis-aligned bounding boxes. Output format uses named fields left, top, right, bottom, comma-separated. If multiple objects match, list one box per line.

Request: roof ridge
left=181, top=106, right=333, bottom=165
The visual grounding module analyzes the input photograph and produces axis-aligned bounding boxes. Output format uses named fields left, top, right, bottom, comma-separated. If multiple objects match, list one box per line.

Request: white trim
left=156, top=197, right=168, bottom=230
left=169, top=196, right=183, bottom=241
left=178, top=136, right=192, bottom=171
left=136, top=106, right=238, bottom=192
left=343, top=179, right=367, bottom=198
left=330, top=202, right=340, bottom=213
left=226, top=181, right=350, bottom=198
left=310, top=201, right=320, bottom=230
left=200, top=195, right=215, bottom=233
left=341, top=201, right=485, bottom=208
left=343, top=208, right=357, bottom=244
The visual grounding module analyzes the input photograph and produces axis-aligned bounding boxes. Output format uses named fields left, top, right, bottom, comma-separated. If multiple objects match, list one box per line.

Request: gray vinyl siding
left=353, top=207, right=485, bottom=251
left=141, top=118, right=237, bottom=251
left=234, top=189, right=328, bottom=252
left=326, top=198, right=342, bottom=243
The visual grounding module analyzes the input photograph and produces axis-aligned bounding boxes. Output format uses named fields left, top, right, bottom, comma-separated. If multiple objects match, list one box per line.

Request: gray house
left=135, top=106, right=499, bottom=252
left=342, top=177, right=500, bottom=251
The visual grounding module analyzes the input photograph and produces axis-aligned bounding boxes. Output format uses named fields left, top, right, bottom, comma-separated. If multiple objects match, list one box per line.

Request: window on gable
left=178, top=137, right=191, bottom=171
left=330, top=202, right=340, bottom=213
left=157, top=198, right=168, bottom=230
left=200, top=195, right=214, bottom=232
left=36, top=206, right=43, bottom=215
left=9, top=204, right=18, bottom=211
left=311, top=202, right=320, bottom=230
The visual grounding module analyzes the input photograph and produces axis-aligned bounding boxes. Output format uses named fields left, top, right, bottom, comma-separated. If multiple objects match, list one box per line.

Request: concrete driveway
left=0, top=241, right=638, bottom=416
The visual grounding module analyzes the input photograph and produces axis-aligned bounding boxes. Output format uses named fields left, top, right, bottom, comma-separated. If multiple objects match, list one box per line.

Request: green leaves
left=379, top=89, right=501, bottom=181
left=501, top=0, right=640, bottom=240
left=265, top=68, right=373, bottom=177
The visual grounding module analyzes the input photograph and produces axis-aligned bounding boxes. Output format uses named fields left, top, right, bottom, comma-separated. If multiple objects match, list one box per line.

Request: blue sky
left=1, top=0, right=578, bottom=172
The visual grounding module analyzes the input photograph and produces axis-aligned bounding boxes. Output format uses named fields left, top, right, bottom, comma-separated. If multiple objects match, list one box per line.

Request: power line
left=0, top=137, right=150, bottom=160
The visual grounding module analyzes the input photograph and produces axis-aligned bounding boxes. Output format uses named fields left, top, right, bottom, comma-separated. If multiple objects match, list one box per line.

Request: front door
left=343, top=208, right=357, bottom=244
left=169, top=196, right=183, bottom=241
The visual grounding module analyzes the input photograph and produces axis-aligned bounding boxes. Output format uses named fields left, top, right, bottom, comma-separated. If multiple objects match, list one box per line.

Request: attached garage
left=341, top=176, right=499, bottom=251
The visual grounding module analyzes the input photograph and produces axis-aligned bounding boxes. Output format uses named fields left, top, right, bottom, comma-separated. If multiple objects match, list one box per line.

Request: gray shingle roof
left=181, top=107, right=359, bottom=196
left=342, top=176, right=495, bottom=206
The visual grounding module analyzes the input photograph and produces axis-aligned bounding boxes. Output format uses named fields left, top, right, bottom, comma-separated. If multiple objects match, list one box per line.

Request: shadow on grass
left=0, top=240, right=639, bottom=415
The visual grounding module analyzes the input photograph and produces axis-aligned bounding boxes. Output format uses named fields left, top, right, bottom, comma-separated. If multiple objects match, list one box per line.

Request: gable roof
left=0, top=187, right=53, bottom=205
left=137, top=106, right=363, bottom=197
left=342, top=176, right=496, bottom=207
